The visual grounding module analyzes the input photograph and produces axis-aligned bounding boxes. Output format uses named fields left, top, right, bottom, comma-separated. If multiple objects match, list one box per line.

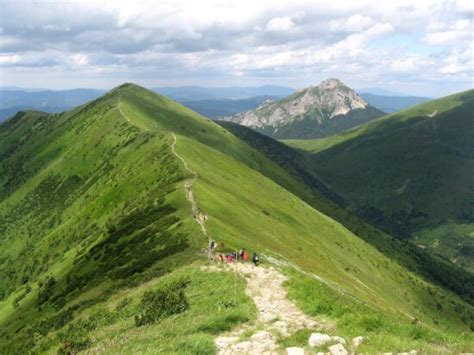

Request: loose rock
left=308, top=332, right=332, bottom=347
left=352, top=335, right=364, bottom=349
left=332, top=336, right=346, bottom=345
left=328, top=343, right=348, bottom=354
left=286, top=347, right=305, bottom=355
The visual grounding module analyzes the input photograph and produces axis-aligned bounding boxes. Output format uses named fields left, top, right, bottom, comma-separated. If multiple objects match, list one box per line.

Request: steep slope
left=0, top=84, right=473, bottom=353
left=227, top=78, right=385, bottom=139
left=285, top=90, right=474, bottom=272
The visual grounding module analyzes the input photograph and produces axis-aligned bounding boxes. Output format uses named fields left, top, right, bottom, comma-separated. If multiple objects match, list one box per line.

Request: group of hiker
left=208, top=240, right=260, bottom=266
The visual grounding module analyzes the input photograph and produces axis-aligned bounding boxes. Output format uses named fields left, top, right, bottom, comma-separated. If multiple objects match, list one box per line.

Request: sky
left=0, top=0, right=472, bottom=96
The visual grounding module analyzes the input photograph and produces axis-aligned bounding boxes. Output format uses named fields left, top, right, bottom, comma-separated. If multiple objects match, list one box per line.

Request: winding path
left=116, top=97, right=207, bottom=238
left=170, top=133, right=208, bottom=237
left=117, top=94, right=132, bottom=124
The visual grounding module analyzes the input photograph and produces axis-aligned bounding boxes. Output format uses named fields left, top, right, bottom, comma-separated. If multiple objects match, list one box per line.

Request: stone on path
left=286, top=347, right=305, bottom=355
left=308, top=332, right=332, bottom=347
left=352, top=335, right=364, bottom=349
left=332, top=336, right=346, bottom=345
left=328, top=343, right=348, bottom=354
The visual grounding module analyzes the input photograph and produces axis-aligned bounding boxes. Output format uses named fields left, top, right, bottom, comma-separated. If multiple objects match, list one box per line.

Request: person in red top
left=242, top=250, right=249, bottom=261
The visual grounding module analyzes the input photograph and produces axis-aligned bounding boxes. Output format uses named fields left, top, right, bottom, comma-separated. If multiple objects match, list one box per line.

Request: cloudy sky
left=0, top=0, right=472, bottom=96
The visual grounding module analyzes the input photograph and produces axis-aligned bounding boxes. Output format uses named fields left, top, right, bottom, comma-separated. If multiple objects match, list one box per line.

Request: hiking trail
left=171, top=133, right=208, bottom=237
left=204, top=263, right=341, bottom=354
left=117, top=94, right=132, bottom=124
left=427, top=109, right=438, bottom=118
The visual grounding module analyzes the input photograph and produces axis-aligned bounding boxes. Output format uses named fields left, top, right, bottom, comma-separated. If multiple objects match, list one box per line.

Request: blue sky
left=0, top=0, right=472, bottom=96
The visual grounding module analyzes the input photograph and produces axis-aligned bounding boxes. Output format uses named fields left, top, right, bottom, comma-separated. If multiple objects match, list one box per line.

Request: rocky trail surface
left=204, top=263, right=357, bottom=354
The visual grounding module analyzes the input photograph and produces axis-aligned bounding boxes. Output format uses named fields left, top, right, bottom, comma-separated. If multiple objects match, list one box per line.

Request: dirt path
left=117, top=94, right=132, bottom=124
left=170, top=133, right=208, bottom=237
left=204, top=263, right=318, bottom=354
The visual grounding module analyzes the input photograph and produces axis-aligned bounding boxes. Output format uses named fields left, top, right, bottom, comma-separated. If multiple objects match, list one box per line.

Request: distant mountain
left=286, top=89, right=474, bottom=272
left=0, top=86, right=291, bottom=122
left=226, top=78, right=385, bottom=139
left=180, top=96, right=277, bottom=119
left=153, top=85, right=294, bottom=101
left=356, top=87, right=409, bottom=96
left=360, top=93, right=431, bottom=113
left=0, top=88, right=104, bottom=121
left=0, top=105, right=71, bottom=122
left=0, top=84, right=435, bottom=124
left=0, top=86, right=47, bottom=92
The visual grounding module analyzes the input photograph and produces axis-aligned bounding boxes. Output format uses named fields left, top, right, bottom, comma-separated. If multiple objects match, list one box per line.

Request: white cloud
left=390, top=57, right=428, bottom=74
left=330, top=14, right=374, bottom=32
left=424, top=15, right=473, bottom=45
left=0, top=54, right=21, bottom=65
left=265, top=16, right=295, bottom=32
left=70, top=54, right=89, bottom=66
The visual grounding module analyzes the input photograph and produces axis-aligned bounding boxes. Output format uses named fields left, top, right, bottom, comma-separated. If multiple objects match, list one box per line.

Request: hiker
left=242, top=250, right=249, bottom=261
left=216, top=253, right=224, bottom=263
left=226, top=254, right=233, bottom=263
left=252, top=252, right=259, bottom=266
left=209, top=240, right=216, bottom=251
left=239, top=249, right=244, bottom=260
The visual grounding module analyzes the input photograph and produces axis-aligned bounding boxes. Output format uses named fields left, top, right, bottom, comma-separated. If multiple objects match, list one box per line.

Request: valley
left=284, top=90, right=474, bottom=273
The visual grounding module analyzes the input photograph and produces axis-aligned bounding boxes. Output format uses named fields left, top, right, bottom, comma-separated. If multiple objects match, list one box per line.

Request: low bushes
left=135, top=277, right=190, bottom=326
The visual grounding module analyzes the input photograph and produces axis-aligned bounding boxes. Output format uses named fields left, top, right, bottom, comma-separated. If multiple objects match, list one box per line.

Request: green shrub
left=135, top=277, right=190, bottom=326
left=115, top=297, right=131, bottom=312
left=358, top=315, right=385, bottom=332
left=37, top=276, right=56, bottom=305
left=57, top=320, right=92, bottom=354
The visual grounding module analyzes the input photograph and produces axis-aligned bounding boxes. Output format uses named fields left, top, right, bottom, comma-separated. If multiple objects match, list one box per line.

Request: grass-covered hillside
left=284, top=90, right=474, bottom=272
left=0, top=84, right=473, bottom=353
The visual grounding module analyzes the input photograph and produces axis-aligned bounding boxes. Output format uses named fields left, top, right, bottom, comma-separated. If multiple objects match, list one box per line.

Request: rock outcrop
left=226, top=78, right=385, bottom=139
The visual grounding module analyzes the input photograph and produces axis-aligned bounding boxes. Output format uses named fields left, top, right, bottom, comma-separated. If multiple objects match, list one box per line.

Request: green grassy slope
left=0, top=84, right=473, bottom=353
left=218, top=120, right=474, bottom=310
left=284, top=90, right=474, bottom=272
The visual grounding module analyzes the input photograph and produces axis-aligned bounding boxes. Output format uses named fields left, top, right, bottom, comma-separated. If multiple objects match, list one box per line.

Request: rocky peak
left=318, top=78, right=345, bottom=90
left=227, top=78, right=376, bottom=131
left=310, top=78, right=368, bottom=117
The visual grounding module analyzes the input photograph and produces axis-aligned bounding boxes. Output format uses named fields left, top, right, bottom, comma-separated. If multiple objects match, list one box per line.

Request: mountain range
left=0, top=83, right=473, bottom=353
left=359, top=93, right=431, bottom=113
left=0, top=85, right=432, bottom=123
